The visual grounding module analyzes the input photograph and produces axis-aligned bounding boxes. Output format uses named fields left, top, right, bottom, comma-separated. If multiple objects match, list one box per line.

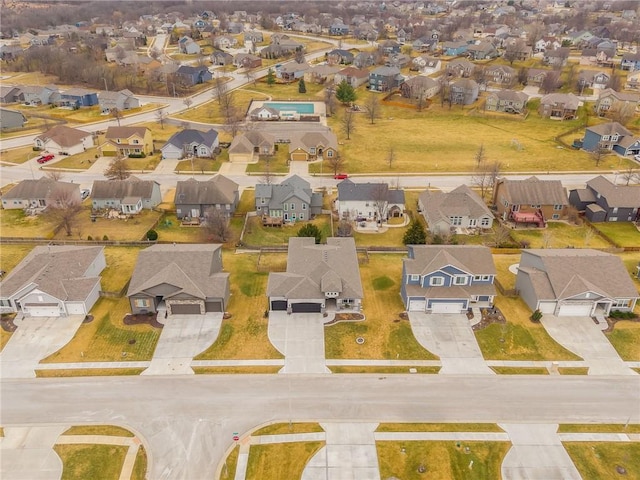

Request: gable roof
left=104, top=126, right=149, bottom=140
left=256, top=174, right=317, bottom=208
left=289, top=130, right=338, bottom=152
left=2, top=177, right=78, bottom=200
left=127, top=244, right=228, bottom=301
left=164, top=129, right=218, bottom=149
left=540, top=92, right=580, bottom=110
left=419, top=185, right=492, bottom=227
left=586, top=175, right=640, bottom=208
left=91, top=178, right=159, bottom=201
left=498, top=176, right=568, bottom=206
left=403, top=245, right=496, bottom=276
left=267, top=237, right=363, bottom=300
left=518, top=249, right=638, bottom=301
left=34, top=125, right=91, bottom=147
left=488, top=89, right=528, bottom=103
left=586, top=122, right=633, bottom=137
left=337, top=180, right=405, bottom=204
left=0, top=245, right=104, bottom=301
left=175, top=175, right=238, bottom=205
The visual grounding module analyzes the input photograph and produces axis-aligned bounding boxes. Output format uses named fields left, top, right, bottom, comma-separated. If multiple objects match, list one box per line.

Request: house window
left=302, top=204, right=307, bottom=210
left=473, top=275, right=482, bottom=281
left=327, top=150, right=334, bottom=157
left=553, top=204, right=563, bottom=210
left=453, top=276, right=467, bottom=285
left=132, top=139, right=139, bottom=144
left=0, top=299, right=11, bottom=307
left=410, top=274, right=419, bottom=282
left=480, top=218, right=491, bottom=227
left=216, top=204, right=221, bottom=209
left=451, top=216, right=462, bottom=226
left=552, top=214, right=560, bottom=219
left=531, top=204, right=541, bottom=209
left=482, top=275, right=491, bottom=281
left=430, top=276, right=444, bottom=286
left=310, top=147, right=316, bottom=155
left=283, top=204, right=288, bottom=211
left=134, top=298, right=150, bottom=308
left=299, top=213, right=304, bottom=220
left=226, top=204, right=230, bottom=210
left=602, top=135, right=610, bottom=141
left=290, top=203, right=295, bottom=210
left=292, top=213, right=296, bottom=220
left=612, top=207, right=618, bottom=214
left=614, top=299, right=630, bottom=308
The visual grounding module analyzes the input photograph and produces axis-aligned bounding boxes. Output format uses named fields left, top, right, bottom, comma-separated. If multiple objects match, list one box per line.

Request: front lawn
left=492, top=253, right=521, bottom=290
left=242, top=215, right=332, bottom=247
left=564, top=442, right=640, bottom=480
left=606, top=320, right=640, bottom=361
left=509, top=222, right=613, bottom=249
left=245, top=146, right=291, bottom=174
left=175, top=157, right=222, bottom=173
left=325, top=253, right=437, bottom=360
left=54, top=444, right=128, bottom=480
left=245, top=442, right=324, bottom=480
left=0, top=209, right=58, bottom=238
left=0, top=146, right=37, bottom=164
left=58, top=209, right=162, bottom=241
left=475, top=296, right=582, bottom=360
left=591, top=222, right=640, bottom=248
left=41, top=297, right=160, bottom=363
left=377, top=441, right=510, bottom=480
left=101, top=247, right=143, bottom=294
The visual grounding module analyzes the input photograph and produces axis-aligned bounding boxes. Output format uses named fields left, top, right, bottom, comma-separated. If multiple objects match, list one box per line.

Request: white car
left=80, top=189, right=91, bottom=200
left=634, top=154, right=640, bottom=162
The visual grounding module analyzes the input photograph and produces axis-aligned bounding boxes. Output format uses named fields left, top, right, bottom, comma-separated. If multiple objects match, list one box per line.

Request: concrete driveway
left=541, top=316, right=634, bottom=375
left=0, top=315, right=85, bottom=378
left=142, top=313, right=223, bottom=375
left=409, top=313, right=494, bottom=375
left=268, top=311, right=330, bottom=374
left=0, top=426, right=67, bottom=480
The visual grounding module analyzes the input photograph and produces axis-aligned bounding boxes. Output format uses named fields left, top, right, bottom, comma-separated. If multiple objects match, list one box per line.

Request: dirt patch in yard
left=123, top=312, right=163, bottom=329
left=1, top=314, right=17, bottom=332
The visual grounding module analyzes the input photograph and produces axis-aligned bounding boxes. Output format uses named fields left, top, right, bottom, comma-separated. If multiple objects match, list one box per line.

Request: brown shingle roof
left=104, top=126, right=148, bottom=140
left=91, top=178, right=158, bottom=201
left=587, top=175, right=640, bottom=208
left=34, top=125, right=92, bottom=148
left=2, top=178, right=78, bottom=201
left=175, top=175, right=238, bottom=205
left=499, top=176, right=568, bottom=206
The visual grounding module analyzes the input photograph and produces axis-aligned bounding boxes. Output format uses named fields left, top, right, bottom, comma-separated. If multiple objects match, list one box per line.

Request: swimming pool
left=264, top=102, right=315, bottom=114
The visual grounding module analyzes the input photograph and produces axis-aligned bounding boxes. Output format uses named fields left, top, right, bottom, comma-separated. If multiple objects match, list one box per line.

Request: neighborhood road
left=1, top=375, right=638, bottom=479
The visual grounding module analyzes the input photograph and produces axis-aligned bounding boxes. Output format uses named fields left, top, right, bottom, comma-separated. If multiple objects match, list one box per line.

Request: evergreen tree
left=266, top=68, right=275, bottom=87
left=403, top=220, right=427, bottom=245
left=297, top=223, right=323, bottom=244
left=298, top=78, right=306, bottom=94
left=335, top=79, right=357, bottom=104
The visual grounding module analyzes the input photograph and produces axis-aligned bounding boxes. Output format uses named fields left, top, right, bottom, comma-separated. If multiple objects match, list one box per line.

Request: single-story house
left=175, top=65, right=212, bottom=86
left=1, top=178, right=80, bottom=212
left=174, top=175, right=239, bottom=219
left=418, top=184, right=493, bottom=234
left=267, top=237, right=363, bottom=313
left=289, top=130, right=338, bottom=162
left=91, top=177, right=161, bottom=214
left=569, top=175, right=640, bottom=223
left=34, top=125, right=94, bottom=155
left=161, top=129, right=219, bottom=160
left=0, top=246, right=105, bottom=317
left=255, top=174, right=323, bottom=222
left=58, top=88, right=99, bottom=108
left=336, top=179, right=405, bottom=222
left=100, top=126, right=153, bottom=157
left=401, top=245, right=497, bottom=313
left=516, top=249, right=638, bottom=316
left=127, top=244, right=230, bottom=315
left=228, top=130, right=276, bottom=162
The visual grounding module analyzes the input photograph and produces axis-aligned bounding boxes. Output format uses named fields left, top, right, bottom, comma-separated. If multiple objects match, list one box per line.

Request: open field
left=195, top=253, right=283, bottom=360
left=42, top=297, right=160, bottom=363
left=325, top=253, right=438, bottom=360
left=377, top=440, right=510, bottom=480
left=56, top=208, right=162, bottom=241
left=245, top=442, right=324, bottom=480
left=0, top=244, right=35, bottom=274
left=242, top=215, right=332, bottom=246
left=10, top=103, right=160, bottom=124
left=0, top=209, right=58, bottom=238
left=236, top=81, right=327, bottom=102
left=475, top=296, right=582, bottom=360
left=175, top=89, right=271, bottom=124
left=509, top=222, right=613, bottom=249
left=564, top=442, right=640, bottom=480
left=591, top=222, right=640, bottom=248
left=101, top=247, right=143, bottom=293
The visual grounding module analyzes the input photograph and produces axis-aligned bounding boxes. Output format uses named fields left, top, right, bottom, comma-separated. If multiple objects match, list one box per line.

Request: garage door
left=291, top=152, right=308, bottom=161
left=25, top=305, right=60, bottom=317
left=291, top=302, right=322, bottom=313
left=205, top=301, right=222, bottom=313
left=431, top=302, right=465, bottom=314
left=408, top=299, right=426, bottom=312
left=539, top=302, right=556, bottom=314
left=271, top=300, right=288, bottom=311
left=170, top=303, right=201, bottom=314
left=558, top=303, right=592, bottom=316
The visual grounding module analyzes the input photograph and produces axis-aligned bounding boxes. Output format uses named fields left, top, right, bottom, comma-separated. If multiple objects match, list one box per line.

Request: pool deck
left=248, top=100, right=327, bottom=125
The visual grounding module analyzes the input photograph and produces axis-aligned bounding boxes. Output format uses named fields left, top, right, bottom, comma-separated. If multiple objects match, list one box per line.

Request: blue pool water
left=265, top=102, right=315, bottom=114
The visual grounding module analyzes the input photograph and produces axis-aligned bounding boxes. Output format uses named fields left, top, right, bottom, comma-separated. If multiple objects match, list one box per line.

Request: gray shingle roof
left=404, top=245, right=496, bottom=276
left=256, top=175, right=313, bottom=209
left=165, top=129, right=218, bottom=149
left=2, top=178, right=78, bottom=200
left=419, top=184, right=492, bottom=227
left=586, top=122, right=632, bottom=137
left=91, top=178, right=158, bottom=201
left=175, top=175, right=238, bottom=205
left=337, top=180, right=405, bottom=204
left=498, top=176, right=568, bottom=206
left=587, top=175, right=640, bottom=208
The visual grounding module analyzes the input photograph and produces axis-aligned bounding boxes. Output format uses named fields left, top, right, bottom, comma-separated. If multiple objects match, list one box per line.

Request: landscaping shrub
left=146, top=229, right=158, bottom=241
left=609, top=310, right=637, bottom=320
left=102, top=235, right=109, bottom=241
left=128, top=153, right=146, bottom=158
left=87, top=235, right=93, bottom=241
left=530, top=309, right=543, bottom=322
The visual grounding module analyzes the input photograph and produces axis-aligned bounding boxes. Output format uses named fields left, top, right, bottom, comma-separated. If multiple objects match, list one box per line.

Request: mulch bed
left=1, top=314, right=17, bottom=333
left=123, top=312, right=164, bottom=329
left=600, top=315, right=640, bottom=333
left=325, top=312, right=365, bottom=325
left=471, top=308, right=507, bottom=331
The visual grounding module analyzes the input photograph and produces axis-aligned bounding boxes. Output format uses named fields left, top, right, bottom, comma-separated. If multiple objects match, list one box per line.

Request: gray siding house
left=127, top=244, right=229, bottom=315
left=1, top=178, right=80, bottom=212
left=174, top=175, right=239, bottom=219
left=569, top=176, right=640, bottom=223
left=267, top=237, right=363, bottom=313
left=91, top=178, right=162, bottom=214
left=418, top=184, right=493, bottom=234
left=161, top=129, right=219, bottom=160
left=0, top=108, right=27, bottom=130
left=255, top=175, right=322, bottom=223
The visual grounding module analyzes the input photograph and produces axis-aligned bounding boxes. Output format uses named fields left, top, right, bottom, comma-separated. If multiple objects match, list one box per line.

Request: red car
left=334, top=173, right=349, bottom=180
left=37, top=154, right=55, bottom=164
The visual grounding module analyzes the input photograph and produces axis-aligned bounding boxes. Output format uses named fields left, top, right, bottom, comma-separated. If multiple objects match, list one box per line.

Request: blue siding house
left=401, top=245, right=497, bottom=314
left=442, top=41, right=468, bottom=56
left=59, top=88, right=99, bottom=108
left=176, top=65, right=213, bottom=86
left=583, top=122, right=640, bottom=158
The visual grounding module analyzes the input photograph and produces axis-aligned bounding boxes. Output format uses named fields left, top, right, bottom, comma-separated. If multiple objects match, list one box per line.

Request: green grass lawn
left=48, top=144, right=104, bottom=171
left=237, top=189, right=255, bottom=214
left=558, top=424, right=640, bottom=433
left=564, top=442, right=640, bottom=480
left=238, top=79, right=327, bottom=102
left=245, top=442, right=324, bottom=480
left=253, top=423, right=324, bottom=435
left=0, top=244, right=35, bottom=274
left=175, top=89, right=270, bottom=124
left=0, top=209, right=58, bottom=238
left=54, top=444, right=127, bottom=480
left=492, top=253, right=520, bottom=290
left=491, top=366, right=550, bottom=374
left=155, top=214, right=207, bottom=243
left=101, top=247, right=143, bottom=293
left=195, top=253, right=283, bottom=360
left=591, top=222, right=640, bottom=248
left=42, top=297, right=160, bottom=363
left=376, top=424, right=504, bottom=433
left=61, top=209, right=162, bottom=242
left=63, top=426, right=134, bottom=437
left=245, top=147, right=291, bottom=174
left=325, top=253, right=438, bottom=360
left=475, top=296, right=582, bottom=360
left=377, top=441, right=510, bottom=480
left=175, top=157, right=223, bottom=173
left=242, top=215, right=332, bottom=246
left=605, top=320, right=640, bottom=361
left=509, top=222, right=613, bottom=249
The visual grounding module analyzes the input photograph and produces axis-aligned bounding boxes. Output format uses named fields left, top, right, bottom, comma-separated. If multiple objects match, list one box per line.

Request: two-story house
left=401, top=245, right=497, bottom=313
left=174, top=175, right=239, bottom=220
left=400, top=76, right=440, bottom=100
left=336, top=179, right=405, bottom=222
left=418, top=185, right=493, bottom=234
left=450, top=78, right=479, bottom=105
left=175, top=65, right=212, bottom=86
left=369, top=66, right=404, bottom=92
left=620, top=53, right=640, bottom=72
left=582, top=122, right=640, bottom=158
left=484, top=90, right=528, bottom=114
left=334, top=67, right=370, bottom=89
left=100, top=126, right=153, bottom=157
left=98, top=89, right=140, bottom=114
left=569, top=176, right=640, bottom=223
left=539, top=93, right=580, bottom=120
left=446, top=59, right=475, bottom=78
left=255, top=174, right=322, bottom=223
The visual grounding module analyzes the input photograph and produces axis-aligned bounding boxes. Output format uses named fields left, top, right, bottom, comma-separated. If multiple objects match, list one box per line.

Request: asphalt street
left=1, top=375, right=638, bottom=479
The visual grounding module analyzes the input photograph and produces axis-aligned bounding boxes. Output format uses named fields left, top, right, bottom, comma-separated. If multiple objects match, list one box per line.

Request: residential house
left=16, top=84, right=59, bottom=105
left=516, top=249, right=638, bottom=316
left=620, top=53, right=640, bottom=72
left=369, top=66, right=404, bottom=92
left=127, top=244, right=229, bottom=315
left=249, top=106, right=280, bottom=121
left=91, top=177, right=162, bottom=214
left=175, top=65, right=212, bottom=86
left=336, top=179, right=405, bottom=221
left=386, top=53, right=411, bottom=69
left=484, top=65, right=516, bottom=86
left=626, top=71, right=640, bottom=91
left=178, top=36, right=201, bottom=54
left=255, top=174, right=322, bottom=223
left=446, top=59, right=475, bottom=78
left=213, top=35, right=238, bottom=49
left=100, top=126, right=153, bottom=157
left=277, top=63, right=311, bottom=82
left=450, top=78, right=479, bottom=105
left=467, top=41, right=498, bottom=60
left=267, top=237, right=363, bottom=313
left=34, top=125, right=94, bottom=155
left=543, top=48, right=570, bottom=67
left=527, top=68, right=553, bottom=87
left=174, top=175, right=239, bottom=220
left=329, top=23, right=350, bottom=36
left=228, top=130, right=275, bottom=162
left=484, top=90, right=528, bottom=113
left=580, top=48, right=615, bottom=67
left=334, top=67, right=370, bottom=89
left=0, top=246, right=105, bottom=317
left=58, top=88, right=99, bottom=108
left=539, top=93, right=580, bottom=120
left=1, top=178, right=80, bottom=212
left=418, top=185, right=493, bottom=234
left=353, top=52, right=376, bottom=69
left=380, top=40, right=401, bottom=55
left=98, top=89, right=140, bottom=114
left=289, top=130, right=338, bottom=162
left=233, top=53, right=262, bottom=69
left=0, top=108, right=27, bottom=130
left=161, top=129, right=219, bottom=160
left=327, top=49, right=354, bottom=65
left=577, top=70, right=610, bottom=90
left=534, top=36, right=561, bottom=53
left=442, top=41, right=468, bottom=56
left=0, top=85, right=22, bottom=104
left=412, top=37, right=438, bottom=53
left=582, top=122, right=640, bottom=157
left=401, top=245, right=497, bottom=313
left=411, top=55, right=441, bottom=75
left=569, top=176, right=640, bottom=223
left=211, top=51, right=233, bottom=66
left=400, top=76, right=440, bottom=100
left=244, top=30, right=264, bottom=44
left=493, top=176, right=569, bottom=226
left=305, top=65, right=340, bottom=85
left=595, top=89, right=640, bottom=116
left=0, top=44, right=24, bottom=61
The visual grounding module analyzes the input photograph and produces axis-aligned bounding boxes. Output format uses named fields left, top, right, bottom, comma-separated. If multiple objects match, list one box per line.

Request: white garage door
left=558, top=303, right=592, bottom=316
left=431, top=302, right=465, bottom=314
left=538, top=302, right=556, bottom=314
left=408, top=299, right=426, bottom=312
left=25, top=306, right=60, bottom=317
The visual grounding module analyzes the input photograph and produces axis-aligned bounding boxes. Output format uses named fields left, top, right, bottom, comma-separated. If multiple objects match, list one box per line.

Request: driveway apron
left=0, top=426, right=67, bottom=480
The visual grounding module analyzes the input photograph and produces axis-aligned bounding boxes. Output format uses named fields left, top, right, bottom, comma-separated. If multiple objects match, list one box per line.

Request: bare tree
left=45, top=170, right=64, bottom=181
left=541, top=71, right=560, bottom=94
left=155, top=108, right=167, bottom=129
left=244, top=67, right=256, bottom=85
left=111, top=107, right=122, bottom=126
left=341, top=109, right=356, bottom=140
left=472, top=160, right=501, bottom=200
left=261, top=155, right=274, bottom=185
left=370, top=183, right=389, bottom=223
left=475, top=144, right=486, bottom=167
left=610, top=102, right=635, bottom=125
left=294, top=47, right=306, bottom=64
left=183, top=97, right=193, bottom=109
left=337, top=220, right=353, bottom=237
left=504, top=39, right=526, bottom=65
left=327, top=154, right=346, bottom=175
left=493, top=224, right=512, bottom=247
left=46, top=186, right=82, bottom=236
left=104, top=156, right=130, bottom=180
left=591, top=147, right=608, bottom=167
left=621, top=167, right=639, bottom=186
left=364, top=93, right=380, bottom=125
left=203, top=207, right=231, bottom=242
left=214, top=73, right=228, bottom=104
left=324, top=83, right=336, bottom=117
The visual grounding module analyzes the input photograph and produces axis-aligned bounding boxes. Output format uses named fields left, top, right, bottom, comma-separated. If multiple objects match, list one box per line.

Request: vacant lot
left=0, top=209, right=58, bottom=238
left=509, top=222, right=613, bottom=249
left=591, top=222, right=640, bottom=248
left=59, top=209, right=162, bottom=241
left=325, top=253, right=437, bottom=360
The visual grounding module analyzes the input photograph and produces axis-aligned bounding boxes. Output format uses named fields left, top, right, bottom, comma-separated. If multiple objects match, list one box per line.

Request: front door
left=191, top=209, right=200, bottom=218
left=469, top=219, right=477, bottom=227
